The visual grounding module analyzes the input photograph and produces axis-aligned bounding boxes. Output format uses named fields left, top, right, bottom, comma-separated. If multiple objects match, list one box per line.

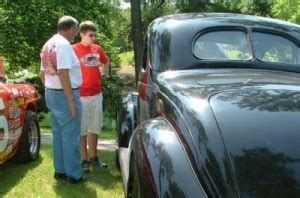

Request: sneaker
left=89, top=156, right=108, bottom=168
left=81, top=160, right=90, bottom=172
left=54, top=172, right=67, bottom=181
left=67, top=176, right=86, bottom=184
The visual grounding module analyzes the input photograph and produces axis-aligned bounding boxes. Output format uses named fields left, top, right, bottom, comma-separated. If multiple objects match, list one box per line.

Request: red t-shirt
left=73, top=43, right=109, bottom=96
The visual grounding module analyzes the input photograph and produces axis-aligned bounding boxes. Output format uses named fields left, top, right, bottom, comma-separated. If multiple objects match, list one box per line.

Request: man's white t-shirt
left=40, top=34, right=82, bottom=89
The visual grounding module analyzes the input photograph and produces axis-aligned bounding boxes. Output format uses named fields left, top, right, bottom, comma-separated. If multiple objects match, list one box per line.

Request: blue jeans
left=45, top=89, right=82, bottom=179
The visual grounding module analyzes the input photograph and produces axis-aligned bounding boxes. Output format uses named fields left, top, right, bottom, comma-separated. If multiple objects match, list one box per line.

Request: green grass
left=40, top=112, right=51, bottom=131
left=99, top=129, right=117, bottom=140
left=0, top=145, right=124, bottom=198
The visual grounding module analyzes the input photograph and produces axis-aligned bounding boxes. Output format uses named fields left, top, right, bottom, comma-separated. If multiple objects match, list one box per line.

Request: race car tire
left=14, top=110, right=40, bottom=163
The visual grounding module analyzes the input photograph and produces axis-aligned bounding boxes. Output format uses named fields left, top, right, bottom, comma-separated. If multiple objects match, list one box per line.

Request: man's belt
left=46, top=88, right=79, bottom=91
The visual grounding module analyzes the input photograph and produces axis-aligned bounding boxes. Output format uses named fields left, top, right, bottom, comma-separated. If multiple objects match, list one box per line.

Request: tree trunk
left=131, top=0, right=143, bottom=86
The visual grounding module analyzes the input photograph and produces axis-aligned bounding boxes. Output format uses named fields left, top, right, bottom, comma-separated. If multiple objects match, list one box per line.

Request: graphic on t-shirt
left=80, top=53, right=100, bottom=67
left=41, top=43, right=58, bottom=75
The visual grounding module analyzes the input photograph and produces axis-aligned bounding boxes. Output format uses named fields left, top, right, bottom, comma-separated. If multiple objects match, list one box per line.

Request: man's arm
left=39, top=71, right=45, bottom=86
left=57, top=69, right=77, bottom=118
left=0, top=56, right=5, bottom=76
left=56, top=43, right=78, bottom=118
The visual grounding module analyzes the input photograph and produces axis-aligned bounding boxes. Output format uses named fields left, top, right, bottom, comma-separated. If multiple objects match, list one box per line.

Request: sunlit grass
left=0, top=145, right=124, bottom=198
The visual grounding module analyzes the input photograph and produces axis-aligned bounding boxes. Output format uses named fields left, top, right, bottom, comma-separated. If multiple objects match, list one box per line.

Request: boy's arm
left=98, top=46, right=109, bottom=75
left=100, top=59, right=109, bottom=75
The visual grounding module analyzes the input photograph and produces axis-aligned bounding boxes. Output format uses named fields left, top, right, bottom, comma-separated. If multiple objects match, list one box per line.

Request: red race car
left=0, top=82, right=40, bottom=164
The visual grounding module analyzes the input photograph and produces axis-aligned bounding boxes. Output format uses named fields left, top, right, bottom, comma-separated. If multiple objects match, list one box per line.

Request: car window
left=193, top=31, right=251, bottom=60
left=252, top=32, right=299, bottom=65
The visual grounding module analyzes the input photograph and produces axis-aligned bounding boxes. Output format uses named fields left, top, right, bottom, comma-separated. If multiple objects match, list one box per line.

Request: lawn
left=0, top=145, right=124, bottom=198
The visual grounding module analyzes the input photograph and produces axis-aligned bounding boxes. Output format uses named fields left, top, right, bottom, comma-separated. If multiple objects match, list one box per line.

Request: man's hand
left=69, top=100, right=78, bottom=118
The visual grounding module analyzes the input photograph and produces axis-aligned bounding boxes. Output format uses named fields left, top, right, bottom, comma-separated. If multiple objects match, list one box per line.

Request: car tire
left=131, top=167, right=141, bottom=198
left=127, top=154, right=141, bottom=198
left=14, top=110, right=40, bottom=163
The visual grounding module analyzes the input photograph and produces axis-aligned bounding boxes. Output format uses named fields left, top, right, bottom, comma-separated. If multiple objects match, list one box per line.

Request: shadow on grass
left=0, top=154, right=43, bottom=195
left=52, top=150, right=123, bottom=197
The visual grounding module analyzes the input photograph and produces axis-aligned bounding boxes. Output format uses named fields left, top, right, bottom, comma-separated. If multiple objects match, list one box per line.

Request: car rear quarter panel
left=133, top=117, right=207, bottom=197
left=0, top=83, right=38, bottom=164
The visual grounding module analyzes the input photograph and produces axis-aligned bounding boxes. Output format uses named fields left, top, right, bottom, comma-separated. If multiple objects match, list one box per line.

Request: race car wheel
left=14, top=110, right=40, bottom=162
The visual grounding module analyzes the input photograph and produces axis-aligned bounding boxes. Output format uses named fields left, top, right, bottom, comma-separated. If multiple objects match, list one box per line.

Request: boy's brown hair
left=79, top=21, right=97, bottom=33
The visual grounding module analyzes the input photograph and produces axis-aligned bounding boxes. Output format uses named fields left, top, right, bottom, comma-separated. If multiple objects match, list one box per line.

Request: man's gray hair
left=57, top=16, right=78, bottom=31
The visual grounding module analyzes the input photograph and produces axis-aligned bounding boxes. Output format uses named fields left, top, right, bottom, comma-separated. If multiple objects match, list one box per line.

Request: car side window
left=193, top=31, right=251, bottom=60
left=252, top=32, right=299, bottom=64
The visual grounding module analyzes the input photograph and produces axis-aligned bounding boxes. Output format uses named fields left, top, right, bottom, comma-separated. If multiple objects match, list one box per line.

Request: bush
left=23, top=76, right=47, bottom=121
left=102, top=74, right=122, bottom=119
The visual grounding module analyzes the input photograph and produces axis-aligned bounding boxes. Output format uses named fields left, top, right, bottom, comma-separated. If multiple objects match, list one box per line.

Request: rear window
left=251, top=32, right=299, bottom=65
left=193, top=31, right=251, bottom=60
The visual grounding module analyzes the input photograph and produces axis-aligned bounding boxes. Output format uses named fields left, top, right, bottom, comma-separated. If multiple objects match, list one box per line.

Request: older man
left=0, top=56, right=5, bottom=82
left=39, top=16, right=84, bottom=183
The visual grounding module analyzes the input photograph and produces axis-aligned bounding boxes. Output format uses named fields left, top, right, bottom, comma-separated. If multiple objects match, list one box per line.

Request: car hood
left=156, top=69, right=300, bottom=196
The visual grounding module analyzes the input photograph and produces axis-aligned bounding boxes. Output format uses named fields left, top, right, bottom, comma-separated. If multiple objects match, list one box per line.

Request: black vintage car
left=117, top=13, right=300, bottom=198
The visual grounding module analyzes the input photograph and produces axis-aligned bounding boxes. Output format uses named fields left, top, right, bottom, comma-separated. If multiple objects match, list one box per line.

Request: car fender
left=131, top=117, right=207, bottom=197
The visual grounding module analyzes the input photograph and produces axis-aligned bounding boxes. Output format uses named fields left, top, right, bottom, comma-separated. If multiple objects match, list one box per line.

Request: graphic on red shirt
left=73, top=43, right=108, bottom=96
left=80, top=53, right=100, bottom=67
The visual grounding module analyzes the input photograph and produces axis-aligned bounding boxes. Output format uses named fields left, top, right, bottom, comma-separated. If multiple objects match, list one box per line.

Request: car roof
left=148, top=13, right=300, bottom=73
left=152, top=13, right=300, bottom=35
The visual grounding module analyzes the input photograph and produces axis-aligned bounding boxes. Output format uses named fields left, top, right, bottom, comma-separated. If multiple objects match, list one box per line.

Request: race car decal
left=9, top=107, right=20, bottom=119
left=14, top=127, right=22, bottom=137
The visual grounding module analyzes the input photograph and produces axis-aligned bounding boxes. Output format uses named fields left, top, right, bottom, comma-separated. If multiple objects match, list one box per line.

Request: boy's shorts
left=80, top=93, right=103, bottom=136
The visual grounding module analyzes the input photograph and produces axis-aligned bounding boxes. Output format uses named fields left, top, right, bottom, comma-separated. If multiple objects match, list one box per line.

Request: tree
left=0, top=2, right=121, bottom=76
left=131, top=0, right=143, bottom=85
left=244, top=0, right=273, bottom=17
left=272, top=0, right=300, bottom=24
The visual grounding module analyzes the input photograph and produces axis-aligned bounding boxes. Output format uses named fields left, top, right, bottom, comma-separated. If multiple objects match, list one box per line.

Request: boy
left=73, top=21, right=109, bottom=171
